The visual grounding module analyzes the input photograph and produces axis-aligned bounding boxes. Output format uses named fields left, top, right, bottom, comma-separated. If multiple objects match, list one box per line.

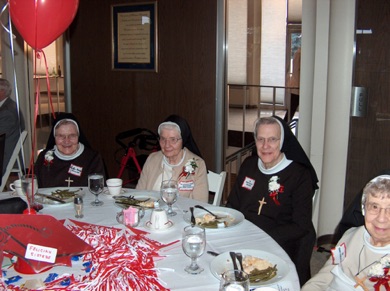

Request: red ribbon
left=369, top=268, right=390, bottom=291
left=269, top=191, right=280, bottom=206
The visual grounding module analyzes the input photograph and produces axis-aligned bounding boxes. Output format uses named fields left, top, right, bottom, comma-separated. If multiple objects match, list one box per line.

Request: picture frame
left=111, top=2, right=158, bottom=72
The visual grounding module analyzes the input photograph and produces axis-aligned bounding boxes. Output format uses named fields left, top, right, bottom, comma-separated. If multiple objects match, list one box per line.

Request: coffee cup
left=9, top=179, right=23, bottom=197
left=106, top=178, right=123, bottom=195
left=116, top=206, right=142, bottom=227
left=148, top=208, right=170, bottom=230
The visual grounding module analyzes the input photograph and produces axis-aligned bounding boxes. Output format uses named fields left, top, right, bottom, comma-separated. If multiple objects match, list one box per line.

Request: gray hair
left=0, top=78, right=12, bottom=98
left=54, top=119, right=80, bottom=137
left=253, top=116, right=284, bottom=149
left=158, top=121, right=181, bottom=137
left=361, top=175, right=390, bottom=215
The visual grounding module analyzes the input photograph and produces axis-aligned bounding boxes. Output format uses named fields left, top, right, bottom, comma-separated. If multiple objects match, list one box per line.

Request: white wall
left=300, top=0, right=355, bottom=237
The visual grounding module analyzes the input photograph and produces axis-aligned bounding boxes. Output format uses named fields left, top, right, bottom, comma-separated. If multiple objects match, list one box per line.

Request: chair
left=0, top=133, right=5, bottom=179
left=208, top=170, right=227, bottom=206
left=0, top=130, right=27, bottom=192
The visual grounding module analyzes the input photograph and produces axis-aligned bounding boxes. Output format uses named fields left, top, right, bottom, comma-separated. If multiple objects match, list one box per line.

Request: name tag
left=25, top=243, right=57, bottom=263
left=68, top=164, right=83, bottom=177
left=242, top=176, right=255, bottom=190
left=331, top=243, right=346, bottom=264
left=178, top=180, right=195, bottom=191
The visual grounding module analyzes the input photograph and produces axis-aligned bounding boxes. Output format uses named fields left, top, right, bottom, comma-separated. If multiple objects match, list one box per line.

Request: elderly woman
left=303, top=175, right=390, bottom=290
left=136, top=114, right=208, bottom=202
left=35, top=113, right=105, bottom=187
left=227, top=116, right=318, bottom=286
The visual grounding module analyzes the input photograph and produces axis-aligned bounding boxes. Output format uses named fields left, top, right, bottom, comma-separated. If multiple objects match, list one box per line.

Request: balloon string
left=38, top=51, right=56, bottom=120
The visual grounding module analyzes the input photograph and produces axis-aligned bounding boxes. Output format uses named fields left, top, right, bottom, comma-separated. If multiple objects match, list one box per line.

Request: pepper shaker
left=74, top=196, right=84, bottom=218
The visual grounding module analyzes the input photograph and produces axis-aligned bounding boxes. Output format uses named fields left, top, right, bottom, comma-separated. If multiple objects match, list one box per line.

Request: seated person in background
left=35, top=113, right=105, bottom=187
left=0, top=78, right=25, bottom=175
left=227, top=116, right=318, bottom=286
left=302, top=175, right=390, bottom=291
left=136, top=114, right=208, bottom=202
left=333, top=168, right=390, bottom=243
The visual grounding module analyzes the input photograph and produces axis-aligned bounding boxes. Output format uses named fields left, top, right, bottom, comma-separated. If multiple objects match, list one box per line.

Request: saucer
left=145, top=220, right=174, bottom=232
left=103, top=189, right=126, bottom=195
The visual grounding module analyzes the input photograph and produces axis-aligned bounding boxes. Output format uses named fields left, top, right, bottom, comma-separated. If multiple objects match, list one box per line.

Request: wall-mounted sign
left=111, top=2, right=158, bottom=72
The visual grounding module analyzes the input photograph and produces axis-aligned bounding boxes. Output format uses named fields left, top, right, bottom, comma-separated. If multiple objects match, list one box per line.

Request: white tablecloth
left=1, top=189, right=300, bottom=291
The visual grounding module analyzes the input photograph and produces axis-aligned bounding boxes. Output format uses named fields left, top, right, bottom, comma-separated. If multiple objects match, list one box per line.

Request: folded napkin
left=0, top=197, right=27, bottom=214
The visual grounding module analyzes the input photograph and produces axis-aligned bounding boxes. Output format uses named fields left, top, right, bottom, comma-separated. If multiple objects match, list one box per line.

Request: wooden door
left=344, top=0, right=390, bottom=209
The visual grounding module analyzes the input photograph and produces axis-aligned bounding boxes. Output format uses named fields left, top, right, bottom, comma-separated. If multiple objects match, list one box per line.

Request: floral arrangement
left=44, top=149, right=54, bottom=167
left=367, top=256, right=390, bottom=291
left=178, top=158, right=198, bottom=180
left=268, top=176, right=284, bottom=206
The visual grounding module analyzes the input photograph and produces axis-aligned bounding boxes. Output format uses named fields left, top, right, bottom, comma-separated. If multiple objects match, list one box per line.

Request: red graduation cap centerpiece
left=0, top=214, right=94, bottom=274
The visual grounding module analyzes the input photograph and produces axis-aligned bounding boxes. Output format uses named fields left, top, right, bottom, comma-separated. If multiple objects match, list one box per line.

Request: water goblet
left=21, top=174, right=40, bottom=213
left=182, top=225, right=206, bottom=274
left=219, top=269, right=250, bottom=291
left=160, top=179, right=178, bottom=216
left=88, top=173, right=104, bottom=206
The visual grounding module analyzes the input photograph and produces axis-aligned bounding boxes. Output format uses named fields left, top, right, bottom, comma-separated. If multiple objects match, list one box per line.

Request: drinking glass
left=21, top=174, right=40, bottom=212
left=88, top=173, right=104, bottom=206
left=182, top=225, right=206, bottom=274
left=160, top=180, right=178, bottom=216
left=219, top=270, right=250, bottom=291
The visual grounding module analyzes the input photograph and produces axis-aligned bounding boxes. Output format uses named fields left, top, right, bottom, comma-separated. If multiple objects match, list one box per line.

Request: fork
left=194, top=205, right=227, bottom=219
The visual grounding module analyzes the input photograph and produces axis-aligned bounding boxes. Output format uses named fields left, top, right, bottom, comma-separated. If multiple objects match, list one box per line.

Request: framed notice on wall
left=111, top=2, right=158, bottom=71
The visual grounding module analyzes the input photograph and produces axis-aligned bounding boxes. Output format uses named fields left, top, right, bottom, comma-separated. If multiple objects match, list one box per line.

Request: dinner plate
left=183, top=206, right=244, bottom=229
left=114, top=194, right=157, bottom=209
left=35, top=187, right=85, bottom=205
left=210, top=249, right=289, bottom=287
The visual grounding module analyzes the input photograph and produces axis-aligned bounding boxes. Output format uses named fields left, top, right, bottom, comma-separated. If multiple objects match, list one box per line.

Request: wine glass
left=160, top=179, right=178, bottom=216
left=182, top=225, right=206, bottom=274
left=88, top=173, right=104, bottom=206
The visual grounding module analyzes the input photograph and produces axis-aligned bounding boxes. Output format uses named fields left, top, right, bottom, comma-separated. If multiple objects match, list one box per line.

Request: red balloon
left=9, top=0, right=79, bottom=50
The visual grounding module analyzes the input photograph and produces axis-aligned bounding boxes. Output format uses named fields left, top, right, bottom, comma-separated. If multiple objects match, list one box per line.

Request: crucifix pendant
left=65, top=177, right=74, bottom=187
left=354, top=275, right=369, bottom=291
left=258, top=197, right=267, bottom=215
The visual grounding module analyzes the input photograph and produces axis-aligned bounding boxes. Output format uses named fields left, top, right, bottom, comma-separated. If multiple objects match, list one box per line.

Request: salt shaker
left=74, top=196, right=84, bottom=218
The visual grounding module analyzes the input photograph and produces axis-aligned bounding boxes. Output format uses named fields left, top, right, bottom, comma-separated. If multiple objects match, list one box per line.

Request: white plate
left=35, top=187, right=85, bottom=205
left=114, top=194, right=157, bottom=209
left=210, top=249, right=289, bottom=287
left=183, top=206, right=244, bottom=229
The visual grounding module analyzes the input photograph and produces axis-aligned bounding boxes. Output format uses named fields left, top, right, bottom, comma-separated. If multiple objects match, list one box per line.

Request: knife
left=230, top=251, right=241, bottom=280
left=190, top=207, right=196, bottom=226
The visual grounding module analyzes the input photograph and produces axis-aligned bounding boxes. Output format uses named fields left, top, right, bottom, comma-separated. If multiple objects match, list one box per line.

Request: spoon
left=194, top=205, right=226, bottom=219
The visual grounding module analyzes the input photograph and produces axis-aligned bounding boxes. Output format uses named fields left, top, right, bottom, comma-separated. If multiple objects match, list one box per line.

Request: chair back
left=208, top=170, right=227, bottom=206
left=0, top=130, right=27, bottom=192
left=0, top=133, right=5, bottom=179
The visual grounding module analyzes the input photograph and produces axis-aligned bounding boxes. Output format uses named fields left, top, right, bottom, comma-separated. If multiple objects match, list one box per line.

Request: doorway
left=344, top=0, right=390, bottom=209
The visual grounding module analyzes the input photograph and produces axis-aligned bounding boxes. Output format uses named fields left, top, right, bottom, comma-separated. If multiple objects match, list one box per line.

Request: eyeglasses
left=255, top=137, right=280, bottom=145
left=158, top=137, right=182, bottom=145
left=365, top=203, right=390, bottom=216
left=55, top=134, right=78, bottom=142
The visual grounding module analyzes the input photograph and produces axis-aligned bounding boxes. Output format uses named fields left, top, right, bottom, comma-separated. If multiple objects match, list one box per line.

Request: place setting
left=210, top=249, right=289, bottom=289
left=183, top=204, right=245, bottom=229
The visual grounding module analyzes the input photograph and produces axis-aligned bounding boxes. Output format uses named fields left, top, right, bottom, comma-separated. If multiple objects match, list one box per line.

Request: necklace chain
left=355, top=245, right=389, bottom=276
